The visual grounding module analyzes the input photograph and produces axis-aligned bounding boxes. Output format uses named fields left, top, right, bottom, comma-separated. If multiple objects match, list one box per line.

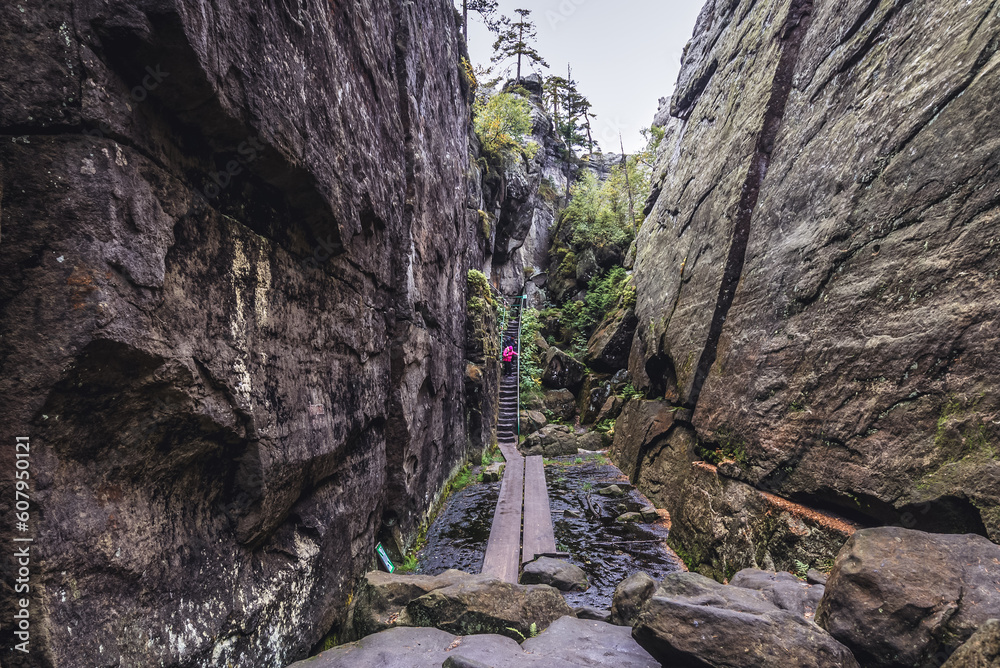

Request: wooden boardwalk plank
left=481, top=454, right=524, bottom=583
left=497, top=435, right=522, bottom=465
left=522, top=455, right=557, bottom=565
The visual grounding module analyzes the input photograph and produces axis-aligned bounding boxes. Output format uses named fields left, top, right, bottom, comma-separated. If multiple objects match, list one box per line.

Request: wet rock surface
left=545, top=457, right=684, bottom=610
left=633, top=572, right=860, bottom=668
left=419, top=480, right=500, bottom=577
left=817, top=528, right=1000, bottom=667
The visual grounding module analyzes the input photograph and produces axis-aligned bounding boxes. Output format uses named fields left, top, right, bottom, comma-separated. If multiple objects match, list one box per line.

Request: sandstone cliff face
left=629, top=0, right=1000, bottom=570
left=0, top=1, right=475, bottom=666
left=483, top=77, right=567, bottom=296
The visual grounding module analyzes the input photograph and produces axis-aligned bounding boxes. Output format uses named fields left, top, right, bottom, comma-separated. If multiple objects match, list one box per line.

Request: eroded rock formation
left=0, top=1, right=482, bottom=666
left=624, top=0, right=1000, bottom=573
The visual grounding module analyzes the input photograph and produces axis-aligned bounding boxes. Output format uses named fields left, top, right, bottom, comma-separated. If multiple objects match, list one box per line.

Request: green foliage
left=595, top=418, right=615, bottom=433
left=561, top=172, right=631, bottom=248
left=474, top=92, right=538, bottom=166
left=695, top=429, right=748, bottom=467
left=460, top=56, right=477, bottom=92
left=491, top=9, right=548, bottom=82
left=396, top=553, right=420, bottom=574
left=467, top=269, right=494, bottom=305
left=585, top=266, right=630, bottom=325
left=518, top=307, right=545, bottom=398
left=793, top=560, right=810, bottom=580
left=478, top=209, right=493, bottom=238
left=620, top=383, right=643, bottom=401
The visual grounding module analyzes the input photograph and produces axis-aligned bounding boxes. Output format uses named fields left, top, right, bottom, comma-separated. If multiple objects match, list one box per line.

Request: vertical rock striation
left=628, top=0, right=1000, bottom=574
left=0, top=1, right=476, bottom=666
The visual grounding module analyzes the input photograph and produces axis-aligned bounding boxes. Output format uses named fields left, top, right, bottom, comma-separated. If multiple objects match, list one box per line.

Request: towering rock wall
left=0, top=1, right=474, bottom=666
left=628, top=0, right=1000, bottom=573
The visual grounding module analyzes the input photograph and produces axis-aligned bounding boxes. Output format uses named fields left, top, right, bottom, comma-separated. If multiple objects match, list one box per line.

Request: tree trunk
left=463, top=0, right=468, bottom=41
left=516, top=23, right=523, bottom=82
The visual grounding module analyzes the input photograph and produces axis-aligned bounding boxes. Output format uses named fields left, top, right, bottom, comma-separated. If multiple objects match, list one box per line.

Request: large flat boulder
left=521, top=616, right=659, bottom=668
left=352, top=570, right=480, bottom=638
left=288, top=626, right=581, bottom=668
left=816, top=528, right=1000, bottom=668
left=633, top=572, right=859, bottom=667
left=404, top=577, right=576, bottom=641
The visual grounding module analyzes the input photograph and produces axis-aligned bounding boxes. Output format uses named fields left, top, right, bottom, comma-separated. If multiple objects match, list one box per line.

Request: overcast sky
left=463, top=0, right=705, bottom=153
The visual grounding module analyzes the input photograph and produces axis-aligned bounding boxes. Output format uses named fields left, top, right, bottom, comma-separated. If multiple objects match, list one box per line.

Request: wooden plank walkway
left=481, top=447, right=524, bottom=583
left=522, top=455, right=558, bottom=565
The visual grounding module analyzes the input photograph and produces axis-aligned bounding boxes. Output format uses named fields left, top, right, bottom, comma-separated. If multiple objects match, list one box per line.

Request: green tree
left=491, top=9, right=548, bottom=83
left=474, top=92, right=538, bottom=165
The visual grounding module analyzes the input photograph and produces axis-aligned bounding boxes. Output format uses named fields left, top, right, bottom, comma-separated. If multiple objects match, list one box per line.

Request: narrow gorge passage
left=2, top=0, right=999, bottom=666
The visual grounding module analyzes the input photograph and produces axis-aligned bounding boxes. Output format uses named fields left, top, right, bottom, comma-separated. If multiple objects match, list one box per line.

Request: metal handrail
left=516, top=295, right=526, bottom=438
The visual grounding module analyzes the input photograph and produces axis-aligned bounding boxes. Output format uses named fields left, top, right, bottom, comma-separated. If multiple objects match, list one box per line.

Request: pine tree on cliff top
left=491, top=9, right=548, bottom=83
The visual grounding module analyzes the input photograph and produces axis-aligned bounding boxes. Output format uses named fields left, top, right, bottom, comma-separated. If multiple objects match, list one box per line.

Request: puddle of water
left=419, top=474, right=500, bottom=575
left=545, top=454, right=684, bottom=609
left=417, top=454, right=683, bottom=610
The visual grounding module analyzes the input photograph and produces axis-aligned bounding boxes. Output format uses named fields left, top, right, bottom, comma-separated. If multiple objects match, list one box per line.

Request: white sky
left=463, top=0, right=705, bottom=153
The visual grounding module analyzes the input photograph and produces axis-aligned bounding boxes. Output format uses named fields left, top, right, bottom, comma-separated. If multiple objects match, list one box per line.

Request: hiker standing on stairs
left=502, top=344, right=518, bottom=376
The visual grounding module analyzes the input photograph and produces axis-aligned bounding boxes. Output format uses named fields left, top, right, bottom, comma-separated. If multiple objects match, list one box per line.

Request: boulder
left=534, top=331, right=551, bottom=353
left=543, top=389, right=577, bottom=421
left=942, top=619, right=1000, bottom=668
left=574, top=606, right=612, bottom=623
left=521, top=616, right=659, bottom=668
left=611, top=572, right=657, bottom=626
left=616, top=512, right=642, bottom=524
left=806, top=569, right=829, bottom=586
left=581, top=376, right=614, bottom=424
left=586, top=308, right=639, bottom=374
left=520, top=410, right=547, bottom=435
left=575, top=248, right=598, bottom=284
left=481, top=462, right=505, bottom=483
left=520, top=557, right=589, bottom=592
left=730, top=568, right=824, bottom=619
left=594, top=395, right=625, bottom=425
left=597, top=484, right=626, bottom=498
left=290, top=626, right=581, bottom=668
left=638, top=506, right=659, bottom=522
left=522, top=425, right=579, bottom=457
left=352, top=570, right=477, bottom=638
left=405, top=577, right=575, bottom=641
left=816, top=528, right=1000, bottom=668
left=541, top=348, right=586, bottom=394
left=577, top=432, right=604, bottom=452
left=633, top=573, right=860, bottom=668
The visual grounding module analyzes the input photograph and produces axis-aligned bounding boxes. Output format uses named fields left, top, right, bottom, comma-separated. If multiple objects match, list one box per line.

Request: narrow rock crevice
left=686, top=0, right=815, bottom=411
